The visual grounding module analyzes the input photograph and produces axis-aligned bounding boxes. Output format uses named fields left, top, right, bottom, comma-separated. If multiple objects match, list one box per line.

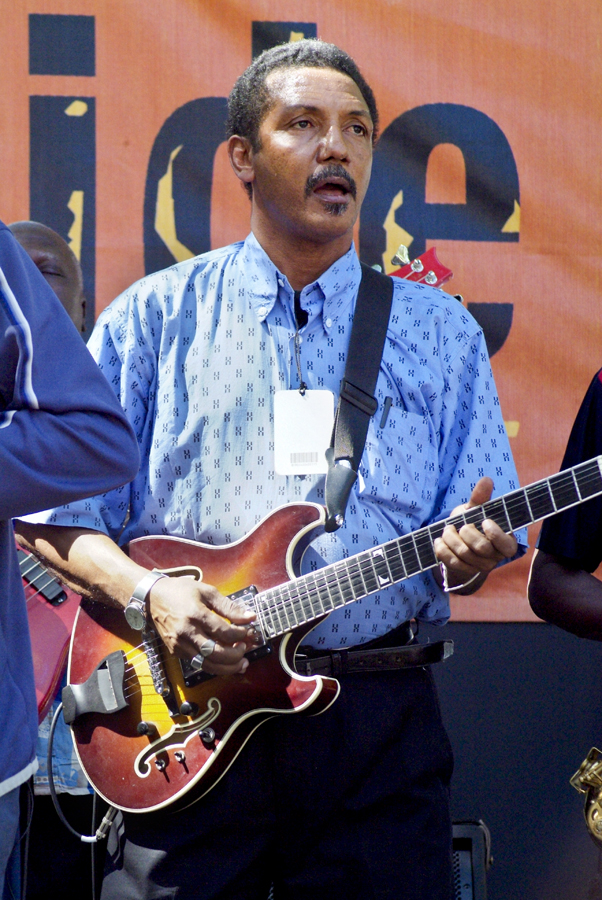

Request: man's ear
left=227, top=135, right=255, bottom=188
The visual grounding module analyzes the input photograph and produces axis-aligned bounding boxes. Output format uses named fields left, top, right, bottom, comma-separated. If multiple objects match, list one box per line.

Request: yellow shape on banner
left=64, top=100, right=88, bottom=117
left=382, top=191, right=413, bottom=274
left=155, top=145, right=195, bottom=263
left=67, top=191, right=84, bottom=261
left=502, top=200, right=521, bottom=233
left=505, top=421, right=520, bottom=438
left=289, top=31, right=305, bottom=42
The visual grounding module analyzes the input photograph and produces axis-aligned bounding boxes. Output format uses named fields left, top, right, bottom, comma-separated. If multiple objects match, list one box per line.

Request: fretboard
left=253, top=456, right=602, bottom=640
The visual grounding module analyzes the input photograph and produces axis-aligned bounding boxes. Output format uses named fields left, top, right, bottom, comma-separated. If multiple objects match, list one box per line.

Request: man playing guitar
left=16, top=40, right=525, bottom=900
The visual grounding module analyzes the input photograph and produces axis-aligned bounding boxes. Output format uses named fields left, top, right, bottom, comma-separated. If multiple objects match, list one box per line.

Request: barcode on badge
left=290, top=452, right=319, bottom=467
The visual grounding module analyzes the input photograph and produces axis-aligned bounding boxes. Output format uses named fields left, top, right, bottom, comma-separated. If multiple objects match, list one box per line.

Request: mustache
left=304, top=165, right=357, bottom=200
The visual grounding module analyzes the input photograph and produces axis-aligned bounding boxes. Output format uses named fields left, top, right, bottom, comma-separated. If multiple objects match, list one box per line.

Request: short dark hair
left=226, top=39, right=379, bottom=152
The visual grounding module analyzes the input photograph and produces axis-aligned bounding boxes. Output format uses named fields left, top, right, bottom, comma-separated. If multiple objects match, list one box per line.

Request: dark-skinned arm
left=14, top=521, right=256, bottom=675
left=528, top=548, right=602, bottom=640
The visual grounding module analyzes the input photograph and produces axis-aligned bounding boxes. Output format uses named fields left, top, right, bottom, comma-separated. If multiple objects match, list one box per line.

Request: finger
left=194, top=597, right=258, bottom=648
left=465, top=476, right=494, bottom=509
left=205, top=588, right=257, bottom=625
left=481, top=519, right=518, bottom=558
left=435, top=526, right=501, bottom=575
left=185, top=638, right=250, bottom=676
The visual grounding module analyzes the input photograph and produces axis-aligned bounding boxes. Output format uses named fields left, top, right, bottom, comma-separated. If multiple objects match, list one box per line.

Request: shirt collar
left=241, top=233, right=361, bottom=334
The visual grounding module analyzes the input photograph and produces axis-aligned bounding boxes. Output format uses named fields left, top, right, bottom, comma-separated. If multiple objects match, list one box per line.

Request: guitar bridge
left=62, top=651, right=128, bottom=724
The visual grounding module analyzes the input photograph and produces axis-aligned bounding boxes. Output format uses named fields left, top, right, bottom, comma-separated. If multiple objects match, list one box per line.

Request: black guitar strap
left=324, top=264, right=394, bottom=532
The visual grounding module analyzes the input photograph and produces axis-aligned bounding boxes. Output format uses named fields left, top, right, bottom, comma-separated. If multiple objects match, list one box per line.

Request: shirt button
left=325, top=317, right=332, bottom=328
left=258, top=305, right=267, bottom=317
left=277, top=277, right=284, bottom=287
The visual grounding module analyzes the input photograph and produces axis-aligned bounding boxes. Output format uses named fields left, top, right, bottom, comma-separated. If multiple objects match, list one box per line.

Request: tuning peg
left=391, top=244, right=410, bottom=267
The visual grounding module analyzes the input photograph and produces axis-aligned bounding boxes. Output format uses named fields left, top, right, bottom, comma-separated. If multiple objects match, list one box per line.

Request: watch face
left=125, top=601, right=146, bottom=630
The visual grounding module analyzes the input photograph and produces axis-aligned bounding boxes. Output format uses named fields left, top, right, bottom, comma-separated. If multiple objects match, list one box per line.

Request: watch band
left=124, top=570, right=167, bottom=630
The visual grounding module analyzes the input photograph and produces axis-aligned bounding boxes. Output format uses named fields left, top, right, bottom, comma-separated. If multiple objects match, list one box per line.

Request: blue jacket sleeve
left=0, top=221, right=139, bottom=520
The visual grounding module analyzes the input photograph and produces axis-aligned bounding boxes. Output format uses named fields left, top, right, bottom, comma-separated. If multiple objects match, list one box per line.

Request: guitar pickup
left=18, top=548, right=67, bottom=605
left=230, top=585, right=272, bottom=661
left=62, top=651, right=128, bottom=724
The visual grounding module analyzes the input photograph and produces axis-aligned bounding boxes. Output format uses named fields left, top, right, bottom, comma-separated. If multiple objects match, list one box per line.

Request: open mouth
left=305, top=166, right=357, bottom=204
left=313, top=179, right=352, bottom=202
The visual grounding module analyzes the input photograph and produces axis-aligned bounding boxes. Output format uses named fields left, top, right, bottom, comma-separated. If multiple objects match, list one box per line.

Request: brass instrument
left=571, top=748, right=602, bottom=844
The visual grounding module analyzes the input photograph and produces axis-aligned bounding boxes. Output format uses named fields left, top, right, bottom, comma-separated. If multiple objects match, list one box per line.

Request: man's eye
left=294, top=120, right=312, bottom=129
left=351, top=124, right=366, bottom=135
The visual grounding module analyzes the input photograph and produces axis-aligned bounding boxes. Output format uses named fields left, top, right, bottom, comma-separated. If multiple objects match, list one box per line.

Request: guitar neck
left=255, top=456, right=602, bottom=639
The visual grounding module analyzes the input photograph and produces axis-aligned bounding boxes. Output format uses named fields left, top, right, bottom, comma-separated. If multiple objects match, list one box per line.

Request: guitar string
left=20, top=561, right=63, bottom=604
left=80, top=462, right=602, bottom=700
left=253, top=463, right=602, bottom=634
left=114, top=470, right=602, bottom=703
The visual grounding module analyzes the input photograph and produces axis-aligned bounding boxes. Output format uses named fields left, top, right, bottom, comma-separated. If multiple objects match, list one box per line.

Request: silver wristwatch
left=124, top=570, right=167, bottom=630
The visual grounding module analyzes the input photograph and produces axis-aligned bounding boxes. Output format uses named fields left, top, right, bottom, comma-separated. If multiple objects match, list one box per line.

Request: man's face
left=9, top=222, right=86, bottom=332
left=247, top=66, right=374, bottom=248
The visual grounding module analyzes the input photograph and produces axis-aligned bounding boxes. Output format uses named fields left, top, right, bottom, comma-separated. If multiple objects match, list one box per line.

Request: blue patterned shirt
left=31, top=234, right=527, bottom=648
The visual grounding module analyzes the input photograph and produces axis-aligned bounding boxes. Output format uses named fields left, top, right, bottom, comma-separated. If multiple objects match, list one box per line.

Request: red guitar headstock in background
left=389, top=245, right=453, bottom=289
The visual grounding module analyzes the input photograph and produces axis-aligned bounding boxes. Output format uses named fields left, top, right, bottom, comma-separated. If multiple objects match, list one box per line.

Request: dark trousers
left=20, top=792, right=107, bottom=900
left=101, top=666, right=454, bottom=900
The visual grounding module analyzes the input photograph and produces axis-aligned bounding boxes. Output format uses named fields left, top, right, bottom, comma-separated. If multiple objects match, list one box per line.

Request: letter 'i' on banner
left=143, top=21, right=318, bottom=277
left=29, top=14, right=96, bottom=337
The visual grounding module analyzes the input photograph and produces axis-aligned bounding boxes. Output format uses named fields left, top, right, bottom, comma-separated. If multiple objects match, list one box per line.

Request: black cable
left=47, top=702, right=117, bottom=846
left=19, top=778, right=34, bottom=899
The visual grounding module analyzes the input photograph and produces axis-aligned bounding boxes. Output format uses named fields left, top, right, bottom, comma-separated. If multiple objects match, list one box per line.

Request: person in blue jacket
left=0, top=219, right=139, bottom=898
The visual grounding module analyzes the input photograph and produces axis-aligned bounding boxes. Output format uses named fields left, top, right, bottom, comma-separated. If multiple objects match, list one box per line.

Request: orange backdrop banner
left=2, top=0, right=601, bottom=621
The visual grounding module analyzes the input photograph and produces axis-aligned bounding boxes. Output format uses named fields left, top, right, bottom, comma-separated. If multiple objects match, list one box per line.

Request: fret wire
left=258, top=591, right=279, bottom=637
left=270, top=587, right=291, bottom=635
left=255, top=458, right=602, bottom=640
left=325, top=563, right=348, bottom=607
left=524, top=481, right=555, bottom=521
left=349, top=555, right=370, bottom=597
left=384, top=540, right=407, bottom=581
left=399, top=533, right=420, bottom=576
left=297, top=573, right=318, bottom=623
left=412, top=528, right=438, bottom=569
left=549, top=470, right=579, bottom=509
left=338, top=556, right=364, bottom=600
left=522, top=484, right=537, bottom=518
left=309, top=571, right=332, bottom=618
left=481, top=497, right=510, bottom=531
left=571, top=468, right=582, bottom=500
left=576, top=460, right=602, bottom=498
left=369, top=546, right=393, bottom=589
left=276, top=583, right=299, bottom=630
left=313, top=570, right=333, bottom=614
left=358, top=551, right=378, bottom=594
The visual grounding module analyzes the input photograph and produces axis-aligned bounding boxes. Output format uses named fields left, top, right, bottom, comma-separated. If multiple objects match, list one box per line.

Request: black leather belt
left=295, top=621, right=454, bottom=677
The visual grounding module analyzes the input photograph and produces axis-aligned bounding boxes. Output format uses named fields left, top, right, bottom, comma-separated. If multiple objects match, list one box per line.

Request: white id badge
left=274, top=390, right=334, bottom=475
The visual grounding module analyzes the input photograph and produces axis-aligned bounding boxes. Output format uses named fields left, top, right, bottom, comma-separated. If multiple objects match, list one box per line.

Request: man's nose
left=317, top=124, right=348, bottom=161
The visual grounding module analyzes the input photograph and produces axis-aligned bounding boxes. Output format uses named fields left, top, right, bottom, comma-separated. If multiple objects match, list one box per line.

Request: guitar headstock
left=389, top=246, right=453, bottom=288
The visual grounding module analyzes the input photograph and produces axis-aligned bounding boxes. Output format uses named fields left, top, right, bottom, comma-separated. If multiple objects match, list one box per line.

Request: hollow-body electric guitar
left=64, top=456, right=602, bottom=814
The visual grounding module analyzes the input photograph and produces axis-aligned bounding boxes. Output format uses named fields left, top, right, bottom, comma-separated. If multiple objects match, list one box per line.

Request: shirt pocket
left=358, top=406, right=438, bottom=516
